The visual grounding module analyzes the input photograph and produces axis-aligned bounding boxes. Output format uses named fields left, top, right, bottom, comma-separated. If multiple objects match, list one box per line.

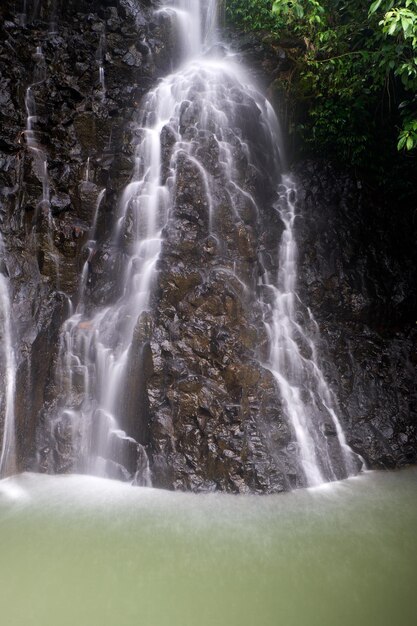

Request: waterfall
left=0, top=235, right=17, bottom=478
left=46, top=0, right=359, bottom=487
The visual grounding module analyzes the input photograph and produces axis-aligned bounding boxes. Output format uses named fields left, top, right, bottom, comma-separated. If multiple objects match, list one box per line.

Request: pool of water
left=0, top=468, right=416, bottom=626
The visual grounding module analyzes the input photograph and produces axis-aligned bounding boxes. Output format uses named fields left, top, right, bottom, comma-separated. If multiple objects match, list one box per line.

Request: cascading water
left=158, top=0, right=216, bottom=58
left=0, top=235, right=17, bottom=478
left=50, top=0, right=225, bottom=482
left=46, top=0, right=359, bottom=488
left=262, top=178, right=360, bottom=487
left=24, top=45, right=61, bottom=287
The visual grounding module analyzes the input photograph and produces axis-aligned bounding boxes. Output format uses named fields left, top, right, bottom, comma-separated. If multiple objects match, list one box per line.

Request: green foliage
left=225, top=0, right=276, bottom=31
left=226, top=0, right=417, bottom=170
left=272, top=0, right=326, bottom=27
left=370, top=0, right=417, bottom=150
left=397, top=117, right=417, bottom=150
left=268, top=1, right=389, bottom=164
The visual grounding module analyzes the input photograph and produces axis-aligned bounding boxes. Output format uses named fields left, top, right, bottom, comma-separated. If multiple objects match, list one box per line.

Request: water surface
left=0, top=468, right=416, bottom=626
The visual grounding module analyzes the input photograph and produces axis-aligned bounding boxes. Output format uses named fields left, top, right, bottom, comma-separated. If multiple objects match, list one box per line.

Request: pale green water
left=0, top=469, right=416, bottom=626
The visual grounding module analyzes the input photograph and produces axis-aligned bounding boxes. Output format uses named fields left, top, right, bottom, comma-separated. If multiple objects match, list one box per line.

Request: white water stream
left=0, top=235, right=17, bottom=477
left=25, top=46, right=49, bottom=214
left=96, top=33, right=106, bottom=100
left=24, top=45, right=61, bottom=287
left=263, top=178, right=359, bottom=485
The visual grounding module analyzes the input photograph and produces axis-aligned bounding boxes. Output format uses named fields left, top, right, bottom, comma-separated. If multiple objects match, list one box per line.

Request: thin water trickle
left=18, top=0, right=27, bottom=26
left=96, top=33, right=106, bottom=99
left=99, top=66, right=105, bottom=97
left=0, top=235, right=17, bottom=478
left=78, top=188, right=106, bottom=303
left=24, top=46, right=49, bottom=215
left=24, top=45, right=61, bottom=288
left=84, top=157, right=91, bottom=182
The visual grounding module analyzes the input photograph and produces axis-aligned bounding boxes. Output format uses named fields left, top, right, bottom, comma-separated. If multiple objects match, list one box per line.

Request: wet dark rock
left=294, top=160, right=417, bottom=470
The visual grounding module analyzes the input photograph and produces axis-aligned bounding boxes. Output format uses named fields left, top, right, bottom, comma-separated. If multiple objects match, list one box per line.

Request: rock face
left=294, top=162, right=417, bottom=470
left=0, top=2, right=415, bottom=490
left=145, top=107, right=290, bottom=493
